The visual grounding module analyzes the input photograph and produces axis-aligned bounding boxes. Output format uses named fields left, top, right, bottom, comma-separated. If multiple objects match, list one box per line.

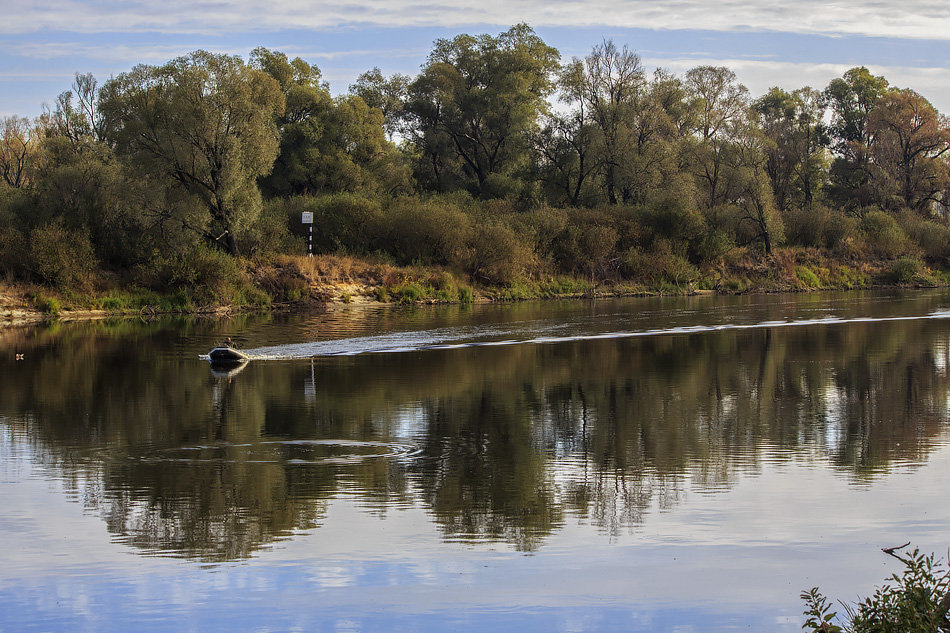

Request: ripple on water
left=132, top=439, right=420, bottom=465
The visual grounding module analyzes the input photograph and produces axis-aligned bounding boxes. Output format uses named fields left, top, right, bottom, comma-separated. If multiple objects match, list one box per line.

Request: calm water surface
left=2, top=290, right=950, bottom=632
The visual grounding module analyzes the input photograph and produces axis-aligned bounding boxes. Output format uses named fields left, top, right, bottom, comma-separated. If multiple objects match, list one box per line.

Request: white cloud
left=4, top=0, right=950, bottom=40
left=647, top=57, right=950, bottom=113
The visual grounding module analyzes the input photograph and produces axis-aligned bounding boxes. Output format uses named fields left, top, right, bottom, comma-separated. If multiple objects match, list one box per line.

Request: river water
left=2, top=290, right=949, bottom=632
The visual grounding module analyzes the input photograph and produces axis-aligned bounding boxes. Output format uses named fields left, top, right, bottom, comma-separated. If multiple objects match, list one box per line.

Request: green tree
left=532, top=59, right=603, bottom=206
left=573, top=40, right=646, bottom=205
left=349, top=67, right=411, bottom=141
left=684, top=65, right=752, bottom=211
left=755, top=86, right=829, bottom=211
left=100, top=50, right=284, bottom=256
left=253, top=49, right=410, bottom=198
left=824, top=67, right=890, bottom=212
left=802, top=546, right=950, bottom=633
left=405, top=24, right=560, bottom=197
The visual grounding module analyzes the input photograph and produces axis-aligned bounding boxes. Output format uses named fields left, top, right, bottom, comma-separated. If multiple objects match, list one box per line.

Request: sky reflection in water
left=1, top=291, right=949, bottom=632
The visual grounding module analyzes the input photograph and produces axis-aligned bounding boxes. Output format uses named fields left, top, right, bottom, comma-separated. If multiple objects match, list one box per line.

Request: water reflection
left=1, top=294, right=949, bottom=561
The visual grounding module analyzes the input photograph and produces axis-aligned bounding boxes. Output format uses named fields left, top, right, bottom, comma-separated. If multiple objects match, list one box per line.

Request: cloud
left=4, top=0, right=950, bottom=40
left=646, top=57, right=950, bottom=112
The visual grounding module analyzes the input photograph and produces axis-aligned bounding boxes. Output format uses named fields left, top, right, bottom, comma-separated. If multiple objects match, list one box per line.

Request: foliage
left=4, top=37, right=950, bottom=305
left=99, top=50, right=284, bottom=255
left=859, top=210, right=910, bottom=258
left=27, top=221, right=99, bottom=291
left=802, top=546, right=950, bottom=633
left=405, top=24, right=560, bottom=196
left=886, top=256, right=924, bottom=284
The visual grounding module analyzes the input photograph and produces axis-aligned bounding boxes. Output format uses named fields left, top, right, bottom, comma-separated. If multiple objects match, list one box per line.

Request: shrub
left=795, top=266, right=821, bottom=288
left=887, top=256, right=923, bottom=284
left=898, top=212, right=950, bottom=266
left=785, top=205, right=856, bottom=250
left=624, top=240, right=699, bottom=287
left=132, top=245, right=247, bottom=304
left=27, top=221, right=99, bottom=292
left=34, top=294, right=61, bottom=316
left=243, top=199, right=300, bottom=256
left=860, top=210, right=910, bottom=258
left=268, top=193, right=383, bottom=255
left=467, top=222, right=536, bottom=285
left=381, top=197, right=472, bottom=267
left=394, top=283, right=424, bottom=304
left=801, top=546, right=950, bottom=633
left=552, top=210, right=619, bottom=280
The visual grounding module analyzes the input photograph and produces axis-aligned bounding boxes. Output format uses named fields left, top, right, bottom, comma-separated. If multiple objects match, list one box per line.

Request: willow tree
left=572, top=40, right=646, bottom=205
left=100, top=50, right=284, bottom=255
left=824, top=67, right=890, bottom=212
left=868, top=89, right=950, bottom=214
left=405, top=24, right=560, bottom=197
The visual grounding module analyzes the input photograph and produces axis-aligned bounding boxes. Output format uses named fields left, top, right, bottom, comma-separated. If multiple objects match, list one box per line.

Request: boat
left=207, top=346, right=250, bottom=363
left=209, top=359, right=249, bottom=378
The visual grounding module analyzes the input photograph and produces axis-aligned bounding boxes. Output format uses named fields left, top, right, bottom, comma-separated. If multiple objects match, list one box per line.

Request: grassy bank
left=2, top=246, right=947, bottom=329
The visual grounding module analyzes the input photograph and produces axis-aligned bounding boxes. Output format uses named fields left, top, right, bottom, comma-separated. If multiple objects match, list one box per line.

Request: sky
left=2, top=0, right=950, bottom=118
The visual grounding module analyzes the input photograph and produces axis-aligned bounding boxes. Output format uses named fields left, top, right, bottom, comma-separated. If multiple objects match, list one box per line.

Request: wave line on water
left=234, top=311, right=950, bottom=360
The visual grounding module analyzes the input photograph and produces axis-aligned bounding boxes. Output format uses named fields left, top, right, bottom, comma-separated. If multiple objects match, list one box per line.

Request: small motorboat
left=209, top=359, right=249, bottom=378
left=206, top=346, right=250, bottom=363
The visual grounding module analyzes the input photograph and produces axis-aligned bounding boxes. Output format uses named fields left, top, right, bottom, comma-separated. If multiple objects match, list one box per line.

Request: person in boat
left=222, top=337, right=235, bottom=349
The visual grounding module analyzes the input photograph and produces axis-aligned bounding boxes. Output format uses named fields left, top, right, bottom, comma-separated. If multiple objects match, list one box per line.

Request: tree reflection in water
left=1, top=304, right=948, bottom=560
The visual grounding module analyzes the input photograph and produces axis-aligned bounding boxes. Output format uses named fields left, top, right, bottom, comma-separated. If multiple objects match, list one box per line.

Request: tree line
left=2, top=24, right=950, bottom=302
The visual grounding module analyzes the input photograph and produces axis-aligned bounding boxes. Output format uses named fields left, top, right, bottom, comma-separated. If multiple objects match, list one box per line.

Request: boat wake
left=231, top=310, right=950, bottom=360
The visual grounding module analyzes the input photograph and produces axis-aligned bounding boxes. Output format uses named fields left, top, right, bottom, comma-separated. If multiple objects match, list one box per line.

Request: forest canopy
left=3, top=24, right=950, bottom=304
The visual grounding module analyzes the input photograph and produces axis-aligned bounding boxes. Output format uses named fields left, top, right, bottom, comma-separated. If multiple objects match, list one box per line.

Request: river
left=1, top=290, right=949, bottom=632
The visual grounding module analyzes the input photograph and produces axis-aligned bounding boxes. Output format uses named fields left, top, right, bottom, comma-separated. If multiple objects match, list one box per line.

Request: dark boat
left=209, top=359, right=249, bottom=378
left=207, top=347, right=250, bottom=362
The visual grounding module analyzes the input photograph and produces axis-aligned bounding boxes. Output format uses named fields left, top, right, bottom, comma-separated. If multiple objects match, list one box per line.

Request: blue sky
left=2, top=0, right=950, bottom=117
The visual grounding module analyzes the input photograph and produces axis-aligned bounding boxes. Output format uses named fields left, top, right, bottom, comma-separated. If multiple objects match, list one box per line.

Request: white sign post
left=301, top=212, right=314, bottom=257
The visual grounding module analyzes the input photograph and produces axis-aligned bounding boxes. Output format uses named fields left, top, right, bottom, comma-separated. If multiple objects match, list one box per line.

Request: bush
left=802, top=545, right=950, bottom=633
left=34, top=294, right=61, bottom=316
left=795, top=265, right=821, bottom=288
left=466, top=222, right=536, bottom=285
left=27, top=221, right=99, bottom=292
left=243, top=199, right=300, bottom=256
left=268, top=193, right=383, bottom=255
left=898, top=212, right=950, bottom=266
left=887, top=256, right=924, bottom=284
left=624, top=240, right=699, bottom=287
left=860, top=210, right=910, bottom=258
left=552, top=209, right=620, bottom=280
left=381, top=196, right=472, bottom=267
left=132, top=246, right=248, bottom=304
left=785, top=205, right=856, bottom=249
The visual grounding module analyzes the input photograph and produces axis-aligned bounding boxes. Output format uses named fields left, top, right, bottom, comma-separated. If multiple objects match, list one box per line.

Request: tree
left=868, top=89, right=950, bottom=214
left=755, top=86, right=829, bottom=211
left=405, top=24, right=560, bottom=197
left=731, top=109, right=785, bottom=254
left=0, top=116, right=38, bottom=189
left=349, top=67, right=411, bottom=141
left=100, top=50, right=284, bottom=255
left=253, top=49, right=409, bottom=198
left=684, top=65, right=753, bottom=210
left=824, top=67, right=890, bottom=212
left=574, top=40, right=646, bottom=204
left=532, top=59, right=603, bottom=206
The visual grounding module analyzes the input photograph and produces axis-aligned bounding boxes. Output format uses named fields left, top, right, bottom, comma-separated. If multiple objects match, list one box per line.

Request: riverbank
left=2, top=247, right=947, bottom=329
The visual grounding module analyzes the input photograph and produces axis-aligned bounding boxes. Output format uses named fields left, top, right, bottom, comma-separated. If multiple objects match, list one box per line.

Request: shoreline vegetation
left=1, top=247, right=946, bottom=329
left=4, top=24, right=950, bottom=328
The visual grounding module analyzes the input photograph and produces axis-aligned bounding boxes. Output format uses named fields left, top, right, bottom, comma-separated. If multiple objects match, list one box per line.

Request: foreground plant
left=802, top=544, right=950, bottom=633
